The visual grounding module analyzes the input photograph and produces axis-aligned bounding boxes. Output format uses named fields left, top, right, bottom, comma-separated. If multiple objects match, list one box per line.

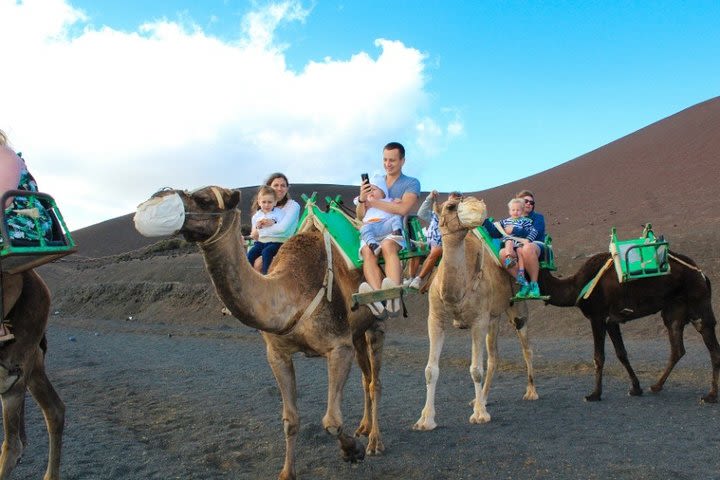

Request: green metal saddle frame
left=473, top=217, right=557, bottom=272
left=296, top=193, right=430, bottom=270
left=1, top=191, right=78, bottom=275
left=609, top=223, right=669, bottom=283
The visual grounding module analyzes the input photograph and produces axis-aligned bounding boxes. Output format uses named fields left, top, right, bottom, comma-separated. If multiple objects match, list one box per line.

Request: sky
left=1, top=0, right=719, bottom=230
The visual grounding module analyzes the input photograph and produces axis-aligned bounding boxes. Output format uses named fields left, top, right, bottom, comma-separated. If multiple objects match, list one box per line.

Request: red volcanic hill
left=48, top=97, right=720, bottom=329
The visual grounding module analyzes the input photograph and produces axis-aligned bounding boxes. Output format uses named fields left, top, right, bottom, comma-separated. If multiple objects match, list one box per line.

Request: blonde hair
left=254, top=185, right=277, bottom=210
left=0, top=130, right=7, bottom=147
left=508, top=198, right=524, bottom=209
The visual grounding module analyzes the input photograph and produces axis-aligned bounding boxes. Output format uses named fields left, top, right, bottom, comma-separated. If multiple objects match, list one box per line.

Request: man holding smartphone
left=356, top=142, right=420, bottom=317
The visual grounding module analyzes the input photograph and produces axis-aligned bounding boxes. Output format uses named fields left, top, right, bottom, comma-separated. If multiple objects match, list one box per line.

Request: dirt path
left=12, top=316, right=720, bottom=479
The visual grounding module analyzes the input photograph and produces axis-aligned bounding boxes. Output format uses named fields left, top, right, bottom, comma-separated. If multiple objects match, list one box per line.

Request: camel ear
left=228, top=189, right=241, bottom=209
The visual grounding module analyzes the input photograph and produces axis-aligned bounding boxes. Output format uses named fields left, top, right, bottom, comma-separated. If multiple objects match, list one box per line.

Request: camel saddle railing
left=609, top=223, right=670, bottom=283
left=1, top=190, right=78, bottom=275
left=295, top=192, right=429, bottom=309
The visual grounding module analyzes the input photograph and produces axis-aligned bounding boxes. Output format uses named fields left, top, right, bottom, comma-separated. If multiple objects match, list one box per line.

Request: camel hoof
left=629, top=387, right=643, bottom=396
left=412, top=419, right=437, bottom=431
left=339, top=435, right=365, bottom=463
left=701, top=394, right=718, bottom=404
left=469, top=412, right=491, bottom=424
left=584, top=393, right=602, bottom=402
left=354, top=424, right=370, bottom=438
left=523, top=389, right=539, bottom=401
left=649, top=384, right=663, bottom=393
left=366, top=435, right=385, bottom=456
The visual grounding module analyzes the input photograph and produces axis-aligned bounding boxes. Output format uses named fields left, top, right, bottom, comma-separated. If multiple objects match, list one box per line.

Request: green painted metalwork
left=610, top=223, right=670, bottom=282
left=474, top=218, right=556, bottom=271
left=1, top=191, right=78, bottom=274
left=296, top=192, right=429, bottom=270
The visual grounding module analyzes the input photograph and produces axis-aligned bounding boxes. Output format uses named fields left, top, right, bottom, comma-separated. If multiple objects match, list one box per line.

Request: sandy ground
left=11, top=313, right=720, bottom=480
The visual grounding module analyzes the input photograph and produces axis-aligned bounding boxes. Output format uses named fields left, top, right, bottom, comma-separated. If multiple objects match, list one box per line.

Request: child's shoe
left=516, top=283, right=531, bottom=298
left=503, top=256, right=517, bottom=268
left=528, top=281, right=541, bottom=297
left=409, top=276, right=424, bottom=290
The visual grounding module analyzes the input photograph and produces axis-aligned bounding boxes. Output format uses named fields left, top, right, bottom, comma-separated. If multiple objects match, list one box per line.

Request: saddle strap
left=576, top=257, right=614, bottom=304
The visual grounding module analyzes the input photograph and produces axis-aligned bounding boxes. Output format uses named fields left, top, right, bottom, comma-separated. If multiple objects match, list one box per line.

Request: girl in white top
left=248, top=173, right=301, bottom=272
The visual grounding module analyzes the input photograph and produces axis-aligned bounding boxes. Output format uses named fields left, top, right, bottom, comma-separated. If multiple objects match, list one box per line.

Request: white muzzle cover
left=134, top=193, right=185, bottom=237
left=457, top=196, right=487, bottom=227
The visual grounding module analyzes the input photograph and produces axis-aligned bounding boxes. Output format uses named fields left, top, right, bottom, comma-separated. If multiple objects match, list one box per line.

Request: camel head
left=134, top=186, right=241, bottom=243
left=438, top=195, right=487, bottom=237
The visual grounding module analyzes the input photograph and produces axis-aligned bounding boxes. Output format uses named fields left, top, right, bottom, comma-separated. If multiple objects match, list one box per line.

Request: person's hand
left=359, top=181, right=371, bottom=203
left=504, top=225, right=513, bottom=234
left=251, top=230, right=259, bottom=240
left=431, top=190, right=438, bottom=199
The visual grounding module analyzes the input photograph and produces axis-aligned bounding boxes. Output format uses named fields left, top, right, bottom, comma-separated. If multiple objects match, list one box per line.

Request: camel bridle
left=180, top=187, right=238, bottom=247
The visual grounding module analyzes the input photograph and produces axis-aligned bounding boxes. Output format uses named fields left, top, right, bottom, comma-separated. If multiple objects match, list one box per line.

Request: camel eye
left=446, top=203, right=457, bottom=211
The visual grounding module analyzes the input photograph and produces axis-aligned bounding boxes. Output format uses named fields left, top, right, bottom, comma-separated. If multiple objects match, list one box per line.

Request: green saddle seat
left=1, top=191, right=78, bottom=274
left=609, top=223, right=670, bottom=282
left=296, top=193, right=429, bottom=270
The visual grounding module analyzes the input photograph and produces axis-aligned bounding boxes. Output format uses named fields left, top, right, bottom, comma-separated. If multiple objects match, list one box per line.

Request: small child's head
left=256, top=185, right=277, bottom=213
left=367, top=174, right=389, bottom=201
left=508, top=198, right=525, bottom=218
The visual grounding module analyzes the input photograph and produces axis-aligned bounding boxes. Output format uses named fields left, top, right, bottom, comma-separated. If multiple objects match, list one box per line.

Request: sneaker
left=516, top=274, right=528, bottom=287
left=381, top=277, right=402, bottom=317
left=409, top=276, right=423, bottom=290
left=528, top=282, right=541, bottom=297
left=402, top=277, right=413, bottom=287
left=359, top=282, right=387, bottom=319
left=516, top=283, right=531, bottom=298
left=503, top=256, right=517, bottom=268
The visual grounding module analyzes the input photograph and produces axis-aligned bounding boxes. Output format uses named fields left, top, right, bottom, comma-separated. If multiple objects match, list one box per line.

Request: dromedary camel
left=538, top=251, right=720, bottom=403
left=413, top=196, right=538, bottom=431
left=135, top=186, right=388, bottom=480
left=0, top=270, right=64, bottom=480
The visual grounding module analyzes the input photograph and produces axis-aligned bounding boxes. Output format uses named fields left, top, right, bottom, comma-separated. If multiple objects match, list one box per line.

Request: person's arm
left=366, top=191, right=417, bottom=217
left=416, top=192, right=436, bottom=223
left=257, top=200, right=300, bottom=237
left=482, top=218, right=503, bottom=238
left=0, top=146, right=22, bottom=208
left=531, top=212, right=546, bottom=241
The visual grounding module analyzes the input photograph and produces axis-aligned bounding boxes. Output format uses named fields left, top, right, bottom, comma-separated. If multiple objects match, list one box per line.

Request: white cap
left=369, top=174, right=388, bottom=197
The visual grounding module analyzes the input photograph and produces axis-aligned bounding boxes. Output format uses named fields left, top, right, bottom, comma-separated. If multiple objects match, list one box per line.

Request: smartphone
left=361, top=173, right=369, bottom=184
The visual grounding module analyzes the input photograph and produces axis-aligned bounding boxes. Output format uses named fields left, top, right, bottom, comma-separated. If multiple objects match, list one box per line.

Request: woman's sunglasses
left=524, top=199, right=535, bottom=205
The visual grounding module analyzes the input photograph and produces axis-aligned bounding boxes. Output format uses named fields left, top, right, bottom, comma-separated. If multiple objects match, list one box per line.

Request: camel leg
left=266, top=346, right=299, bottom=480
left=509, top=309, right=538, bottom=400
left=693, top=311, right=720, bottom=403
left=606, top=322, right=643, bottom=397
left=649, top=304, right=687, bottom=395
left=26, top=349, right=65, bottom=480
left=480, top=318, right=498, bottom=401
left=0, top=382, right=26, bottom=480
left=585, top=317, right=607, bottom=402
left=413, top=311, right=445, bottom=431
left=324, top=345, right=364, bottom=463
left=470, top=316, right=492, bottom=424
left=353, top=333, right=372, bottom=437
left=353, top=326, right=385, bottom=455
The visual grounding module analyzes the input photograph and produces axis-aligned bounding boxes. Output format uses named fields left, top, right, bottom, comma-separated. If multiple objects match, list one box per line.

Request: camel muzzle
left=134, top=193, right=185, bottom=237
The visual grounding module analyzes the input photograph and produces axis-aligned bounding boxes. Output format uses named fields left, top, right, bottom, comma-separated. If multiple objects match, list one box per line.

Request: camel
left=134, top=186, right=388, bottom=480
left=413, top=196, right=538, bottom=431
left=538, top=251, right=720, bottom=403
left=0, top=270, right=64, bottom=480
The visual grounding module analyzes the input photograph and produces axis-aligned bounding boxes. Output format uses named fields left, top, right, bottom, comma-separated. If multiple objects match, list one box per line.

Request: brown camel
left=413, top=196, right=538, bottom=431
left=538, top=251, right=720, bottom=403
left=0, top=270, right=64, bottom=480
left=134, top=186, right=387, bottom=480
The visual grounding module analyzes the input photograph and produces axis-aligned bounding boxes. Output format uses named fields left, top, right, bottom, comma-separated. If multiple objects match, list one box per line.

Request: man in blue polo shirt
left=356, top=142, right=420, bottom=318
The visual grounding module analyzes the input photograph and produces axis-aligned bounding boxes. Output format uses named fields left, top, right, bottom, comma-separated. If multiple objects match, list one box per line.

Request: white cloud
left=0, top=0, right=462, bottom=229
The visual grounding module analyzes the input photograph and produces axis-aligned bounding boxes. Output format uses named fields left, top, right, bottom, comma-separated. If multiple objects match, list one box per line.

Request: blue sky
left=1, top=0, right=718, bottom=229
